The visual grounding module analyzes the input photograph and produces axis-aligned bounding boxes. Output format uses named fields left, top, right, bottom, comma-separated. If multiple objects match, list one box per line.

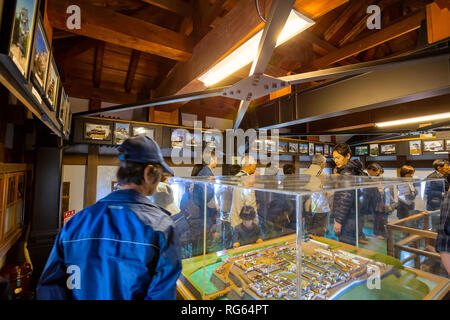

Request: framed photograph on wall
left=369, top=144, right=379, bottom=156
left=423, top=140, right=444, bottom=153
left=308, top=143, right=314, bottom=156
left=186, top=132, right=202, bottom=147
left=132, top=126, right=154, bottom=140
left=84, top=122, right=111, bottom=141
left=251, top=139, right=264, bottom=152
left=171, top=129, right=184, bottom=148
left=380, top=144, right=396, bottom=155
left=299, top=143, right=308, bottom=155
left=114, top=122, right=130, bottom=145
left=355, top=146, right=368, bottom=156
left=289, top=143, right=298, bottom=153
left=324, top=144, right=329, bottom=157
left=204, top=132, right=222, bottom=149
left=30, top=14, right=50, bottom=94
left=409, top=140, right=422, bottom=155
left=446, top=140, right=450, bottom=151
left=57, top=86, right=67, bottom=125
left=8, top=0, right=39, bottom=78
left=265, top=139, right=276, bottom=153
left=315, top=144, right=324, bottom=155
left=44, top=54, right=59, bottom=111
left=278, top=142, right=288, bottom=153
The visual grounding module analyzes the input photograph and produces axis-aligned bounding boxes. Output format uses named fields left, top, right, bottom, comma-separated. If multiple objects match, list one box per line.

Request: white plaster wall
left=63, top=165, right=86, bottom=213
left=97, top=166, right=119, bottom=202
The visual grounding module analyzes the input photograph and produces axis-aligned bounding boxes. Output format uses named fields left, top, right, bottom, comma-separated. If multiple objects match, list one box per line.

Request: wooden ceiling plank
left=338, top=0, right=400, bottom=47
left=54, top=37, right=98, bottom=62
left=47, top=0, right=192, bottom=61
left=64, top=81, right=138, bottom=104
left=93, top=42, right=105, bottom=88
left=323, top=0, right=366, bottom=41
left=125, top=50, right=141, bottom=93
left=141, top=0, right=192, bottom=17
left=312, top=9, right=425, bottom=69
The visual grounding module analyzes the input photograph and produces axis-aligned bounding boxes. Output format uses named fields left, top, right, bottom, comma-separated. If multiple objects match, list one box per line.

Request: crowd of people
left=36, top=136, right=450, bottom=299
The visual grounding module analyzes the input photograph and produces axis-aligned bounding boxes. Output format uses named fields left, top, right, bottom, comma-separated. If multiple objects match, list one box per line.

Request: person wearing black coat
left=332, top=144, right=367, bottom=246
left=425, top=160, right=449, bottom=211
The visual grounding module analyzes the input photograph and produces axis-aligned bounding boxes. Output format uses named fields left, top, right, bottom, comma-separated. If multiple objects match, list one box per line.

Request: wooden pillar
left=85, top=145, right=99, bottom=207
left=294, top=155, right=300, bottom=174
left=84, top=98, right=101, bottom=207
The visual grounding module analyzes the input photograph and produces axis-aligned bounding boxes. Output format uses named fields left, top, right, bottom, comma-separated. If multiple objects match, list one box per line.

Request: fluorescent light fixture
left=375, top=112, right=450, bottom=128
left=198, top=10, right=315, bottom=87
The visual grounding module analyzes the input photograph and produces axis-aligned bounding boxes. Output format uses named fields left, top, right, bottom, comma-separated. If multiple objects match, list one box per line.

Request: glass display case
left=169, top=174, right=449, bottom=300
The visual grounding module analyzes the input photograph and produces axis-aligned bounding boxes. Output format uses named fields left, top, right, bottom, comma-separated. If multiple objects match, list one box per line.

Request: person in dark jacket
left=232, top=206, right=263, bottom=248
left=331, top=143, right=366, bottom=246
left=37, top=136, right=181, bottom=300
left=425, top=160, right=449, bottom=211
left=397, top=165, right=417, bottom=220
left=364, top=163, right=396, bottom=240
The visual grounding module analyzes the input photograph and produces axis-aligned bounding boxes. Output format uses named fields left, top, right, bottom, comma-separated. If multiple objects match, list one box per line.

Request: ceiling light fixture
left=198, top=10, right=315, bottom=87
left=375, top=112, right=450, bottom=127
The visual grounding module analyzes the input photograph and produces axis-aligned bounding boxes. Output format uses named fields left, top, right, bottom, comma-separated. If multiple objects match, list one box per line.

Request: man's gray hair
left=311, top=154, right=326, bottom=165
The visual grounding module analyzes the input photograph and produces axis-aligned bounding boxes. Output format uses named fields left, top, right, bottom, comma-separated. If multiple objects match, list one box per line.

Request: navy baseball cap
left=118, top=136, right=174, bottom=175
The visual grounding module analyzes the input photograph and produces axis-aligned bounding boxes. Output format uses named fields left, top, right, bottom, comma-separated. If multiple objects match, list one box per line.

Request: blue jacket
left=37, top=190, right=182, bottom=300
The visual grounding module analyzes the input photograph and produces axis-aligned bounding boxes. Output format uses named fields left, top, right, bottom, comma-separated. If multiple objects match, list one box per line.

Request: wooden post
left=84, top=98, right=101, bottom=207
left=387, top=227, right=394, bottom=257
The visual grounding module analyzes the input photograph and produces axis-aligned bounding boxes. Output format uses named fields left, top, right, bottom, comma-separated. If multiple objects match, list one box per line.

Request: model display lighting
left=198, top=10, right=315, bottom=87
left=375, top=112, right=450, bottom=128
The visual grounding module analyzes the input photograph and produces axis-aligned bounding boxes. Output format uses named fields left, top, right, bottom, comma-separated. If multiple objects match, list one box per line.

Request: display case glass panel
left=169, top=174, right=449, bottom=300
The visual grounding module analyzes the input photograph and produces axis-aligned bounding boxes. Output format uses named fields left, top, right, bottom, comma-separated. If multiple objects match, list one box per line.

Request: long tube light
left=375, top=112, right=450, bottom=128
left=198, top=10, right=315, bottom=87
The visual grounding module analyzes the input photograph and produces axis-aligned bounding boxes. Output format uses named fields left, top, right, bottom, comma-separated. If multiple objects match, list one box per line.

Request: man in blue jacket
left=37, top=136, right=181, bottom=300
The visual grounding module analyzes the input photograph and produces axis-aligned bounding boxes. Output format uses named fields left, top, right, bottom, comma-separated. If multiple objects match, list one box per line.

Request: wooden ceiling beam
left=125, top=50, right=141, bottom=93
left=141, top=0, right=192, bottom=17
left=156, top=0, right=349, bottom=99
left=53, top=37, right=98, bottom=62
left=323, top=0, right=366, bottom=41
left=312, top=9, right=425, bottom=69
left=338, top=0, right=400, bottom=47
left=93, top=42, right=105, bottom=88
left=64, top=81, right=138, bottom=104
left=47, top=0, right=192, bottom=61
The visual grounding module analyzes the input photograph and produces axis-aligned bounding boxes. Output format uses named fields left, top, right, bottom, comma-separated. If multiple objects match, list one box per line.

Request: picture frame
left=171, top=129, right=184, bottom=148
left=315, top=144, right=324, bottom=155
left=289, top=143, right=298, bottom=153
left=57, top=86, right=67, bottom=125
left=324, top=144, right=329, bottom=157
left=114, top=122, right=130, bottom=145
left=8, top=0, right=39, bottom=79
left=369, top=144, right=379, bottom=156
left=204, top=132, right=222, bottom=149
left=264, top=139, right=277, bottom=153
left=308, top=143, right=314, bottom=156
left=84, top=121, right=112, bottom=141
left=423, top=140, right=444, bottom=153
left=355, top=145, right=368, bottom=156
left=278, top=142, right=288, bottom=153
left=299, top=143, right=308, bottom=155
left=132, top=126, right=154, bottom=140
left=185, top=132, right=202, bottom=147
left=64, top=108, right=72, bottom=136
left=446, top=140, right=450, bottom=152
left=409, top=140, right=422, bottom=155
left=30, top=14, right=50, bottom=94
left=380, top=144, right=396, bottom=155
left=44, top=53, right=59, bottom=111
left=250, top=139, right=264, bottom=152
